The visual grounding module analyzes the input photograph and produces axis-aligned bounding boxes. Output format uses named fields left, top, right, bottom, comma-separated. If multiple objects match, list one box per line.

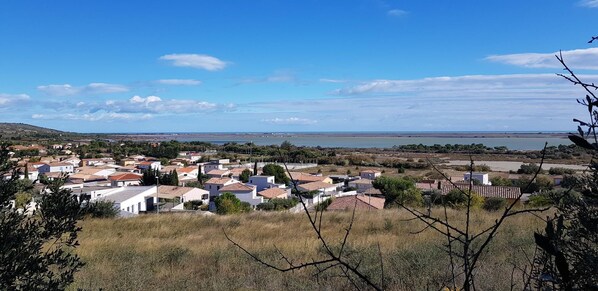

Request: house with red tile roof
left=206, top=169, right=231, bottom=178
left=257, top=188, right=289, bottom=200
left=297, top=181, right=338, bottom=194
left=440, top=184, right=523, bottom=202
left=204, top=177, right=238, bottom=197
left=109, top=172, right=142, bottom=187
left=288, top=172, right=333, bottom=185
left=327, top=195, right=385, bottom=211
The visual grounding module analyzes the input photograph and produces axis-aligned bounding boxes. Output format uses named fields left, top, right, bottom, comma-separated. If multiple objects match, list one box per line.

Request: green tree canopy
left=0, top=144, right=85, bottom=289
left=262, top=164, right=290, bottom=184
left=239, top=169, right=252, bottom=183
left=214, top=192, right=252, bottom=215
left=372, top=176, right=422, bottom=207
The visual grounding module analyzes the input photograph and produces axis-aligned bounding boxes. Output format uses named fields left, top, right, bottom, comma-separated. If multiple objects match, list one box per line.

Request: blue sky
left=1, top=0, right=598, bottom=133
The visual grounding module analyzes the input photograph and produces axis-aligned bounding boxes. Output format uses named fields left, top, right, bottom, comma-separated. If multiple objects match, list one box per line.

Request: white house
left=98, top=186, right=157, bottom=215
left=248, top=175, right=284, bottom=192
left=108, top=172, right=142, bottom=187
left=136, top=161, right=162, bottom=171
left=38, top=162, right=74, bottom=174
left=158, top=185, right=210, bottom=205
left=463, top=172, right=491, bottom=185
left=204, top=177, right=238, bottom=197
left=348, top=179, right=374, bottom=193
left=218, top=183, right=263, bottom=207
left=360, top=170, right=381, bottom=180
left=297, top=181, right=338, bottom=206
left=18, top=165, right=39, bottom=181
left=298, top=181, right=338, bottom=194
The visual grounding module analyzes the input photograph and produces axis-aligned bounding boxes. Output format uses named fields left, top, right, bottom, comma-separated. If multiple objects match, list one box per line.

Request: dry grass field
left=70, top=208, right=547, bottom=290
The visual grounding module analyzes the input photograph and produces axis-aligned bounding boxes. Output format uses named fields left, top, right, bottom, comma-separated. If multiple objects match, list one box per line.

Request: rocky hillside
left=0, top=123, right=72, bottom=138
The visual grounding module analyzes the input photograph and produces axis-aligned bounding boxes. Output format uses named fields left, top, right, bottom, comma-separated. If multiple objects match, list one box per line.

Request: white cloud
left=32, top=112, right=153, bottom=121
left=37, top=83, right=129, bottom=96
left=102, top=95, right=220, bottom=114
left=262, top=117, right=318, bottom=125
left=319, top=78, right=348, bottom=83
left=155, top=79, right=202, bottom=85
left=485, top=48, right=598, bottom=70
left=333, top=73, right=591, bottom=97
left=237, top=70, right=297, bottom=85
left=159, top=54, right=228, bottom=71
left=0, top=93, right=30, bottom=107
left=579, top=0, right=598, bottom=7
left=129, top=95, right=162, bottom=104
left=387, top=9, right=408, bottom=17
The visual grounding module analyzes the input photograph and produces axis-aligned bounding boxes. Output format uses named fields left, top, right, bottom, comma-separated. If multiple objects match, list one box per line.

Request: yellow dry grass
left=71, top=208, right=546, bottom=290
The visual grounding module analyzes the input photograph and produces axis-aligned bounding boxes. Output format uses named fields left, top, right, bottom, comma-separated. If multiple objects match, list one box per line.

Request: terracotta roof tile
left=440, top=184, right=522, bottom=199
left=327, top=195, right=385, bottom=211
left=205, top=177, right=234, bottom=185
left=257, top=188, right=288, bottom=199
left=219, top=183, right=255, bottom=192
left=298, top=181, right=337, bottom=192
left=109, top=173, right=142, bottom=181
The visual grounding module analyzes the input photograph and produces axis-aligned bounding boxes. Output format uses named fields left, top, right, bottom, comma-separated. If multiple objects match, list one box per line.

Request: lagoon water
left=162, top=133, right=570, bottom=150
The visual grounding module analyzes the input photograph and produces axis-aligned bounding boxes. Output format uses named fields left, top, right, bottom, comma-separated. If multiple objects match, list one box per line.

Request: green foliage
left=85, top=200, right=119, bottom=218
left=315, top=197, right=333, bottom=211
left=14, top=192, right=32, bottom=209
left=482, top=197, right=507, bottom=211
left=139, top=168, right=160, bottom=186
left=183, top=200, right=203, bottom=210
left=527, top=193, right=554, bottom=207
left=455, top=164, right=491, bottom=172
left=239, top=169, right=252, bottom=183
left=262, top=164, right=290, bottom=184
left=280, top=140, right=293, bottom=151
left=214, top=192, right=252, bottom=215
left=0, top=144, right=85, bottom=289
left=548, top=167, right=576, bottom=175
left=490, top=176, right=512, bottom=186
left=372, top=176, right=422, bottom=207
left=514, top=175, right=553, bottom=193
left=531, top=51, right=598, bottom=290
left=443, top=189, right=484, bottom=209
left=140, top=169, right=179, bottom=186
left=517, top=163, right=545, bottom=175
left=257, top=198, right=298, bottom=211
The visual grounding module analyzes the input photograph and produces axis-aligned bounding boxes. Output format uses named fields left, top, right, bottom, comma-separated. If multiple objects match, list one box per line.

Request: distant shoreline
left=108, top=132, right=569, bottom=140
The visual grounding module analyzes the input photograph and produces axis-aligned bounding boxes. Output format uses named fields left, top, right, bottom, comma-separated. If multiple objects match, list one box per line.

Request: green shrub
left=548, top=167, right=575, bottom=175
left=444, top=189, right=484, bottom=209
left=85, top=200, right=119, bottom=218
left=316, top=198, right=333, bottom=211
left=183, top=200, right=202, bottom=210
left=483, top=197, right=507, bottom=211
left=214, top=192, right=252, bottom=215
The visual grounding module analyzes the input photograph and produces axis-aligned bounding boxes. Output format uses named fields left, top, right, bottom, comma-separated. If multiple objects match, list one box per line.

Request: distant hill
left=0, top=123, right=72, bottom=138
